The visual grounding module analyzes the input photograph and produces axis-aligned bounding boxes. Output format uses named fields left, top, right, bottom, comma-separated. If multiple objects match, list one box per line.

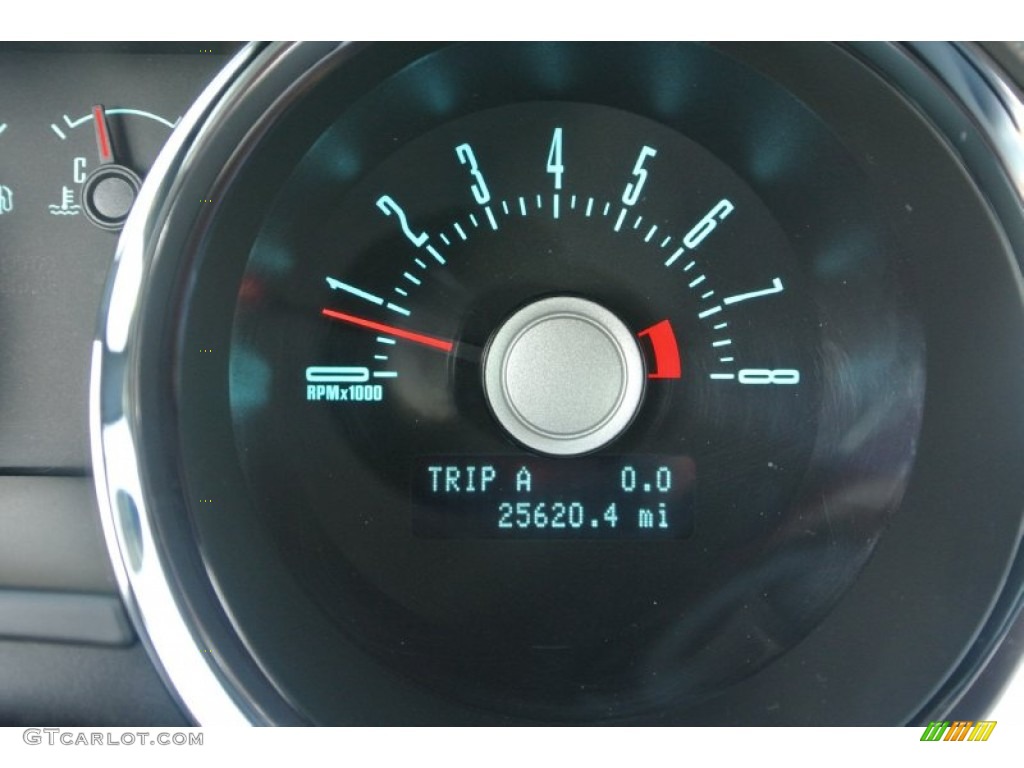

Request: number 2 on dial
left=376, top=195, right=428, bottom=247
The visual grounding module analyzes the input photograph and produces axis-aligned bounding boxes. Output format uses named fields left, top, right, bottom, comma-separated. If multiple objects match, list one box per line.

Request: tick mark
left=613, top=208, right=627, bottom=232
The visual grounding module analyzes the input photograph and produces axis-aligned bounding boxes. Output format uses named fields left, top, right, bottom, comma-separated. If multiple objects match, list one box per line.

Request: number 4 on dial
left=547, top=127, right=564, bottom=190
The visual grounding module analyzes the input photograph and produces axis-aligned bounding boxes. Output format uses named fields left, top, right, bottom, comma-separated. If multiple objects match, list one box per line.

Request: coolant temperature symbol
left=48, top=185, right=81, bottom=216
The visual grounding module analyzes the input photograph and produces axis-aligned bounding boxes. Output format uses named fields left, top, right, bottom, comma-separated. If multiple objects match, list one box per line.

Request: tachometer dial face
left=236, top=101, right=822, bottom=545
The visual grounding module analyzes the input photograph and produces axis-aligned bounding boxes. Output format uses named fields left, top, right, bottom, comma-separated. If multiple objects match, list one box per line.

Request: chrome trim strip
left=0, top=589, right=132, bottom=645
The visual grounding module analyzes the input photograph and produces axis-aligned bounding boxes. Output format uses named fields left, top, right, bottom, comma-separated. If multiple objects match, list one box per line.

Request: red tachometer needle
left=92, top=105, right=114, bottom=164
left=322, top=308, right=455, bottom=353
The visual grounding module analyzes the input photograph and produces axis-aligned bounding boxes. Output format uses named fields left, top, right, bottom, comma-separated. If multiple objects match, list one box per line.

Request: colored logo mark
left=920, top=720, right=996, bottom=741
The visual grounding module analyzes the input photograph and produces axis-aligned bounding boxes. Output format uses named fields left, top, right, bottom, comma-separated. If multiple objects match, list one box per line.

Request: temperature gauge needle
left=321, top=308, right=456, bottom=353
left=92, top=105, right=114, bottom=164
left=81, top=104, right=142, bottom=231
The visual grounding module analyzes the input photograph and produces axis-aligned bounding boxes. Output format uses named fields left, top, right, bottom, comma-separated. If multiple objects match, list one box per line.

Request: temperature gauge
left=47, top=106, right=177, bottom=230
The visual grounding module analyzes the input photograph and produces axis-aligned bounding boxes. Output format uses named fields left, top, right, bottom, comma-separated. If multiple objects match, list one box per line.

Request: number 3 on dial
left=455, top=142, right=491, bottom=205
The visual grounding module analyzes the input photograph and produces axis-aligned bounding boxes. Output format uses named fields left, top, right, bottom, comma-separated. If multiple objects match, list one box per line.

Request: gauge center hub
left=82, top=164, right=142, bottom=231
left=483, top=296, right=645, bottom=456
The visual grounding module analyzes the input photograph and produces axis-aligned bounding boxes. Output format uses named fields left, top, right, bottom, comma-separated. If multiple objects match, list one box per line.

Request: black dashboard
left=1, top=41, right=1023, bottom=727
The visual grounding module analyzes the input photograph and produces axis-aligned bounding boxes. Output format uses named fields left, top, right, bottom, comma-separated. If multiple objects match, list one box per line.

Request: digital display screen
left=412, top=455, right=696, bottom=539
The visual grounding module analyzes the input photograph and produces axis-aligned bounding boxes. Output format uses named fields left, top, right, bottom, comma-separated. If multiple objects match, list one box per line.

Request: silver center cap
left=483, top=296, right=645, bottom=456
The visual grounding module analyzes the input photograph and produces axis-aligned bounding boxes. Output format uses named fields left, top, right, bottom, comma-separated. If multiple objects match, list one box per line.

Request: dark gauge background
left=162, top=43, right=932, bottom=723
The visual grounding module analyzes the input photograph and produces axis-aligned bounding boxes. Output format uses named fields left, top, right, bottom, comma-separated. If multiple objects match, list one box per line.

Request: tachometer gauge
left=93, top=42, right=1024, bottom=725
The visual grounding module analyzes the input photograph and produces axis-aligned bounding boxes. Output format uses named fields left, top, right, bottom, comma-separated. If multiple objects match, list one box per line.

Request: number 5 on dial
left=622, top=145, right=657, bottom=206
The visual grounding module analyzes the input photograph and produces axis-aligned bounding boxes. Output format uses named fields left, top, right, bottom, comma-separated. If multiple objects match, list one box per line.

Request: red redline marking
left=93, top=105, right=112, bottom=162
left=322, top=308, right=454, bottom=353
left=637, top=319, right=682, bottom=379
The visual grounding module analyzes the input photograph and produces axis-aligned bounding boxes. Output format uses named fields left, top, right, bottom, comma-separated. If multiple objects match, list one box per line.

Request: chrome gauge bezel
left=92, top=42, right=1024, bottom=725
left=91, top=41, right=350, bottom=725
